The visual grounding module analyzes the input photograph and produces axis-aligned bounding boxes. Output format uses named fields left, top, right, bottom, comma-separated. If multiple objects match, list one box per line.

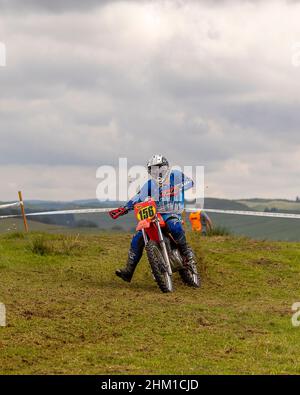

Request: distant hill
left=2, top=197, right=300, bottom=240
left=239, top=199, right=300, bottom=212
left=204, top=198, right=250, bottom=211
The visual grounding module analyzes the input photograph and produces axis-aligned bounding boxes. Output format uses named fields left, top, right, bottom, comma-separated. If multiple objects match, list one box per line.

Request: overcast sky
left=0, top=0, right=300, bottom=201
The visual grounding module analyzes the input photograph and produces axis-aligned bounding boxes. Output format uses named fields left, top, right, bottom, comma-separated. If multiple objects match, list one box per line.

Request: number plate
left=137, top=205, right=156, bottom=221
left=134, top=199, right=157, bottom=221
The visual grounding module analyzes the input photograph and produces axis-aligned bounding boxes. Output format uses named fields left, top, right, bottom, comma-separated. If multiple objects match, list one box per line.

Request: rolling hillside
left=2, top=197, right=300, bottom=240
left=239, top=199, right=300, bottom=212
left=207, top=213, right=300, bottom=241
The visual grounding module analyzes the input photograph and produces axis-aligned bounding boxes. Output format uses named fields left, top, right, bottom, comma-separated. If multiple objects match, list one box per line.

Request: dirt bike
left=133, top=199, right=200, bottom=293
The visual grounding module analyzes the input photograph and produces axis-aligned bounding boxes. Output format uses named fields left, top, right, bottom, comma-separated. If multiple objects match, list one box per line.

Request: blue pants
left=129, top=214, right=186, bottom=265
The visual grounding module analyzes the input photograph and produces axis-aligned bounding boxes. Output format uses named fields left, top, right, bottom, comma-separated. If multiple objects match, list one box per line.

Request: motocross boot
left=176, top=234, right=197, bottom=268
left=115, top=248, right=139, bottom=283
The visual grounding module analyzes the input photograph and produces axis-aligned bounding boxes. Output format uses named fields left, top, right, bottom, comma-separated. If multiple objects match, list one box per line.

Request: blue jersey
left=125, top=170, right=193, bottom=214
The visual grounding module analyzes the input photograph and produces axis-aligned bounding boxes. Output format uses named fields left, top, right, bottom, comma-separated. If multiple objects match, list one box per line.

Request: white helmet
left=147, top=154, right=169, bottom=183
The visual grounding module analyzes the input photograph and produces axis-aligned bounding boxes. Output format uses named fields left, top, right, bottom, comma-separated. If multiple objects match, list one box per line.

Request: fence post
left=18, top=191, right=29, bottom=232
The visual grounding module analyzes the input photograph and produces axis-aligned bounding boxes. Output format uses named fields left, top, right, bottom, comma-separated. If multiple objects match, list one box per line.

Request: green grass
left=0, top=218, right=102, bottom=235
left=207, top=225, right=231, bottom=237
left=207, top=213, right=300, bottom=241
left=1, top=231, right=300, bottom=374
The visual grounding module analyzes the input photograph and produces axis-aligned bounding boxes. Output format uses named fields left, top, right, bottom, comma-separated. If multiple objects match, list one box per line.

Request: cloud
left=0, top=0, right=107, bottom=14
left=0, top=164, right=98, bottom=200
left=1, top=0, right=300, bottom=200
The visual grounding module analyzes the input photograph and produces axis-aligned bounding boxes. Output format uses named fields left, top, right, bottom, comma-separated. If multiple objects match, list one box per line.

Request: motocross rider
left=109, top=154, right=197, bottom=283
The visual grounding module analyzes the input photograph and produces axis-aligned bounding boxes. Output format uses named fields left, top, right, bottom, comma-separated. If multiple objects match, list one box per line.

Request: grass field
left=208, top=213, right=300, bottom=241
left=1, top=231, right=300, bottom=374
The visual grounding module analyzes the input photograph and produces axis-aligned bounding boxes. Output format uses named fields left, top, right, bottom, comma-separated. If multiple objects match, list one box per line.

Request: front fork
left=142, top=219, right=173, bottom=276
left=141, top=228, right=148, bottom=245
left=155, top=219, right=173, bottom=276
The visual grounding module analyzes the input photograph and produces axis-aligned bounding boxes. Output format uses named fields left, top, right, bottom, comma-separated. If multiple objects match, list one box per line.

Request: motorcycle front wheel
left=145, top=240, right=173, bottom=293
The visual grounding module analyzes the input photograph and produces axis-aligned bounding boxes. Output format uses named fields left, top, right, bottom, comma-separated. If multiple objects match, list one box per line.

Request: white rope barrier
left=25, top=207, right=115, bottom=216
left=185, top=208, right=300, bottom=219
left=0, top=214, right=20, bottom=219
left=0, top=202, right=20, bottom=210
left=1, top=205, right=300, bottom=220
left=0, top=207, right=115, bottom=220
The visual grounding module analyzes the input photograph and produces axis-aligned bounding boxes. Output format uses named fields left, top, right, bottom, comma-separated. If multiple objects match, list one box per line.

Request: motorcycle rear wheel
left=179, top=264, right=201, bottom=288
left=145, top=240, right=173, bottom=293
